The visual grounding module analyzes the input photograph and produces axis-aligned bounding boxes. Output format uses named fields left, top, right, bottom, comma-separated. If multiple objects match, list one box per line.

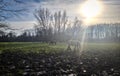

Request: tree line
left=0, top=8, right=120, bottom=42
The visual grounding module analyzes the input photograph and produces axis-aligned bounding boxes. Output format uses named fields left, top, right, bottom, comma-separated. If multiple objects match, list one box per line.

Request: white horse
left=67, top=40, right=81, bottom=51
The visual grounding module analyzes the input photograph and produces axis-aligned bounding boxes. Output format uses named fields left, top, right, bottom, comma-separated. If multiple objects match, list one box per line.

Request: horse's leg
left=74, top=45, right=77, bottom=52
left=67, top=44, right=72, bottom=51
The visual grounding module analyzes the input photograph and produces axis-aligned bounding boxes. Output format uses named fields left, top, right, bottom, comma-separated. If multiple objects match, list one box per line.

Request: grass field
left=0, top=42, right=120, bottom=76
left=0, top=42, right=67, bottom=53
left=0, top=42, right=120, bottom=53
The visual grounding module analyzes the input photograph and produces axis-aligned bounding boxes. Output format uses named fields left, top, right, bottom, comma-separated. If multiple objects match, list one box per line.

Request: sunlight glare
left=80, top=0, right=102, bottom=19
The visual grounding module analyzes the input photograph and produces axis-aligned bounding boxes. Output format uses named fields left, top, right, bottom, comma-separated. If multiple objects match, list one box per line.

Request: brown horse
left=48, top=40, right=56, bottom=45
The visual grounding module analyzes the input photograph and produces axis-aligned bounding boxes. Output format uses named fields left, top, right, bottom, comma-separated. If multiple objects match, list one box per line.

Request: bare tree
left=0, top=0, right=27, bottom=37
left=0, top=22, right=8, bottom=35
left=67, top=17, right=83, bottom=52
left=53, top=11, right=68, bottom=34
left=34, top=8, right=69, bottom=42
left=34, top=8, right=51, bottom=29
left=34, top=8, right=53, bottom=42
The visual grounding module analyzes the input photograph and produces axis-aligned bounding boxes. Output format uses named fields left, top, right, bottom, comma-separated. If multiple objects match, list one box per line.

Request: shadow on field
left=0, top=49, right=120, bottom=76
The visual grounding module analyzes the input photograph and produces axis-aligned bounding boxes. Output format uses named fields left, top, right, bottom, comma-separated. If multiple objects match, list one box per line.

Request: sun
left=80, top=0, right=102, bottom=19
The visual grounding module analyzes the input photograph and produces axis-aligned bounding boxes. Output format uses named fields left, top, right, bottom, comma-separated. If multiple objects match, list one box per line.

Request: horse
left=67, top=40, right=81, bottom=52
left=48, top=40, right=56, bottom=45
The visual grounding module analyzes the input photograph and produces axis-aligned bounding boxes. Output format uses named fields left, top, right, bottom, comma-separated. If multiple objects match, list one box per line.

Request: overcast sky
left=7, top=0, right=120, bottom=31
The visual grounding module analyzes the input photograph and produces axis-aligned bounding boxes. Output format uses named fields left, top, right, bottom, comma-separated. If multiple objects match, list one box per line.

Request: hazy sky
left=7, top=0, right=120, bottom=31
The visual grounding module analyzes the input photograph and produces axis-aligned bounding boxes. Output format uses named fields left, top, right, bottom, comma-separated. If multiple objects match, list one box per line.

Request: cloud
left=8, top=0, right=120, bottom=30
left=8, top=21, right=36, bottom=35
left=9, top=21, right=35, bottom=30
left=7, top=0, right=120, bottom=22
